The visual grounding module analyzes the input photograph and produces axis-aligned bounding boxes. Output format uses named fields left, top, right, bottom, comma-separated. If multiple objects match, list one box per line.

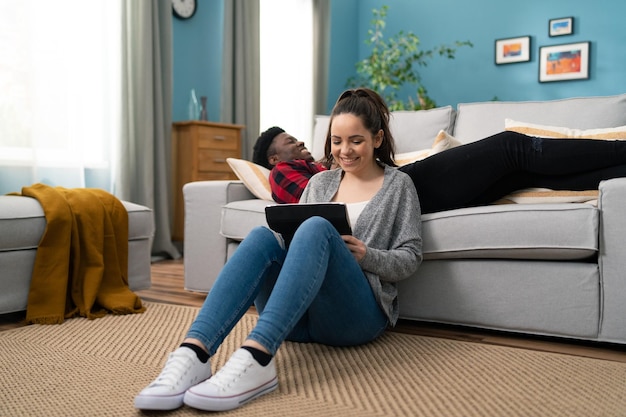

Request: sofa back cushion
left=311, top=105, right=456, bottom=160
left=453, top=93, right=626, bottom=143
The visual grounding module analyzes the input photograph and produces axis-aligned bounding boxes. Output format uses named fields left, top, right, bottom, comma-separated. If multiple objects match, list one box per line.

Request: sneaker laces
left=150, top=351, right=194, bottom=387
left=210, top=352, right=251, bottom=389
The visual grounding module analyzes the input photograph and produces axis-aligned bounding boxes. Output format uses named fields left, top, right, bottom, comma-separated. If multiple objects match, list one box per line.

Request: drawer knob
left=213, top=135, right=226, bottom=141
left=213, top=158, right=227, bottom=163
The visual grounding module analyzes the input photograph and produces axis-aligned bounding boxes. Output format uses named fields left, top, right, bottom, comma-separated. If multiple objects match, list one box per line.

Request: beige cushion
left=226, top=158, right=273, bottom=201
left=496, top=188, right=598, bottom=206
left=505, top=119, right=626, bottom=140
left=395, top=130, right=462, bottom=166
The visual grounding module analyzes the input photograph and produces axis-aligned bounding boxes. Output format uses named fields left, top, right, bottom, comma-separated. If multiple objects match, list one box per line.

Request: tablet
left=265, top=203, right=352, bottom=242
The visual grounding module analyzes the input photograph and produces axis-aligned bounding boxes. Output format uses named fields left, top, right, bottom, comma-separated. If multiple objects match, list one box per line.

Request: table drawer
left=198, top=149, right=238, bottom=172
left=198, top=128, right=239, bottom=151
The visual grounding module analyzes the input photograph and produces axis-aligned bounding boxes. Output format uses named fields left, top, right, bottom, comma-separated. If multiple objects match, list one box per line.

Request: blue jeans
left=186, top=217, right=389, bottom=355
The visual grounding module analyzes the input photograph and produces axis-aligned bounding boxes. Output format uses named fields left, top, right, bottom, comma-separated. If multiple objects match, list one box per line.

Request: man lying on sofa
left=252, top=126, right=329, bottom=204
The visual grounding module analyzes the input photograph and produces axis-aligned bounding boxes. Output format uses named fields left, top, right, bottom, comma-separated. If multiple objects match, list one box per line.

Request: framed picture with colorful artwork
left=549, top=17, right=574, bottom=37
left=539, top=41, right=590, bottom=83
left=495, top=36, right=531, bottom=65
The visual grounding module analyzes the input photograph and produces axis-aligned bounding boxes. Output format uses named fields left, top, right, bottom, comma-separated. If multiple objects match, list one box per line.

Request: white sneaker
left=183, top=348, right=278, bottom=411
left=134, top=346, right=212, bottom=410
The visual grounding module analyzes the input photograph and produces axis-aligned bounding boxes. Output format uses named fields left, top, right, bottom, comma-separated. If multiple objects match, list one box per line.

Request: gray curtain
left=313, top=0, right=330, bottom=115
left=220, top=0, right=260, bottom=160
left=120, top=0, right=180, bottom=259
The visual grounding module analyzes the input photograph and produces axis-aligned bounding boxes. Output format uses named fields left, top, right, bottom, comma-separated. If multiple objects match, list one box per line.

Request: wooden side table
left=171, top=121, right=244, bottom=241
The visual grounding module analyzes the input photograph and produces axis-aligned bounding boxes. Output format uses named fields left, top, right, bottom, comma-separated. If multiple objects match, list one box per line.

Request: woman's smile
left=339, top=155, right=359, bottom=167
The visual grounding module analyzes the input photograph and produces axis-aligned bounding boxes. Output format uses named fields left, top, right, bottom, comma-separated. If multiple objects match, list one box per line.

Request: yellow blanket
left=18, top=184, right=145, bottom=324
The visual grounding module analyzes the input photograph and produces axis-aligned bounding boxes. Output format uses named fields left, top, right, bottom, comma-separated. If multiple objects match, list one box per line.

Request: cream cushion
left=505, top=119, right=626, bottom=140
left=226, top=158, right=273, bottom=201
left=496, top=188, right=599, bottom=206
left=395, top=130, right=462, bottom=166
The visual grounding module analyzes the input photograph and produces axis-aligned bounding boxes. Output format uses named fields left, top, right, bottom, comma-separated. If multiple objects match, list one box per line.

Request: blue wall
left=172, top=0, right=224, bottom=122
left=326, top=0, right=626, bottom=112
left=173, top=0, right=626, bottom=118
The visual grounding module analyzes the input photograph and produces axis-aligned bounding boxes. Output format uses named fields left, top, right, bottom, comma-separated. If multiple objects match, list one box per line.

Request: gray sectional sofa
left=182, top=93, right=626, bottom=345
left=0, top=196, right=154, bottom=315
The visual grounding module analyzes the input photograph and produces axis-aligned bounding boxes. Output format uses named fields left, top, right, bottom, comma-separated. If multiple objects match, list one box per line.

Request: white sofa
left=183, top=93, right=626, bottom=345
left=0, top=196, right=154, bottom=315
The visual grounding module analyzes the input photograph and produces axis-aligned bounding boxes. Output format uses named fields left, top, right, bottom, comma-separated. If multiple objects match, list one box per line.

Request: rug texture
left=1, top=302, right=626, bottom=417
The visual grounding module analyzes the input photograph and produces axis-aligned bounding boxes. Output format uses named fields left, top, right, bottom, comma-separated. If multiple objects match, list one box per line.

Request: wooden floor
left=3, top=259, right=626, bottom=363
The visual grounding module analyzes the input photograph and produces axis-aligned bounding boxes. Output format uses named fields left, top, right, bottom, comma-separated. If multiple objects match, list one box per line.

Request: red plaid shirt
left=270, top=160, right=328, bottom=203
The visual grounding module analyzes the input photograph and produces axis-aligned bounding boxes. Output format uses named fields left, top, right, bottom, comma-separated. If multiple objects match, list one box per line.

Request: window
left=259, top=0, right=313, bottom=149
left=0, top=0, right=121, bottom=193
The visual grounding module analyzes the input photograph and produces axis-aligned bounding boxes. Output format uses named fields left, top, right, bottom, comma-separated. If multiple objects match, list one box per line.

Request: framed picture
left=549, top=17, right=574, bottom=37
left=495, top=36, right=531, bottom=65
left=539, top=41, right=590, bottom=83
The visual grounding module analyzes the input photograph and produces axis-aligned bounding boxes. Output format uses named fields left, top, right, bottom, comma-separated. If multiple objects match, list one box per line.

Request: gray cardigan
left=300, top=165, right=423, bottom=325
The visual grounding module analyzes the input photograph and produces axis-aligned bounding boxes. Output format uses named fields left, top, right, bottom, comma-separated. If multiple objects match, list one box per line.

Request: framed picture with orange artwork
left=539, top=41, right=590, bottom=83
left=495, top=36, right=531, bottom=65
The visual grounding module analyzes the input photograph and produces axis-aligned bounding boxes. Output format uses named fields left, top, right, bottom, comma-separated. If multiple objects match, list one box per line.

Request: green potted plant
left=347, top=5, right=472, bottom=111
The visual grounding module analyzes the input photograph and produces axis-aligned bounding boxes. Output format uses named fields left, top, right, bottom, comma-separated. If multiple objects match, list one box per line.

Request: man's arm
left=269, top=160, right=327, bottom=203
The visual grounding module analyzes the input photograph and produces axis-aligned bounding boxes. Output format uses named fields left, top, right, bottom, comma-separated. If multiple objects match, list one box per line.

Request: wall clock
left=172, top=0, right=197, bottom=20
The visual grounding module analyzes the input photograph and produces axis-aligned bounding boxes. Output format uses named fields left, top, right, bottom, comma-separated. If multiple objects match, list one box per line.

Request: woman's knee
left=296, top=216, right=335, bottom=235
left=246, top=225, right=280, bottom=242
left=239, top=226, right=285, bottom=253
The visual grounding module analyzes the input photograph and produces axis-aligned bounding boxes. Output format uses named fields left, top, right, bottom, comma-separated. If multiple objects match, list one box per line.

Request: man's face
left=268, top=132, right=314, bottom=166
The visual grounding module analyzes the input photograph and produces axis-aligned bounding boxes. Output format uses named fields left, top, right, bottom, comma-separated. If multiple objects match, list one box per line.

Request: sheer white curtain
left=0, top=0, right=178, bottom=258
left=260, top=0, right=314, bottom=148
left=0, top=0, right=121, bottom=194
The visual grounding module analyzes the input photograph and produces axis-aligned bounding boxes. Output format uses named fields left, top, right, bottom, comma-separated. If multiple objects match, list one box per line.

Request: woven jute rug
left=1, top=302, right=626, bottom=417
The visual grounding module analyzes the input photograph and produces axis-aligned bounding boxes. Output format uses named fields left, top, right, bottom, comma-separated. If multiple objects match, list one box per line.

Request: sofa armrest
left=183, top=180, right=254, bottom=292
left=597, top=177, right=626, bottom=342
